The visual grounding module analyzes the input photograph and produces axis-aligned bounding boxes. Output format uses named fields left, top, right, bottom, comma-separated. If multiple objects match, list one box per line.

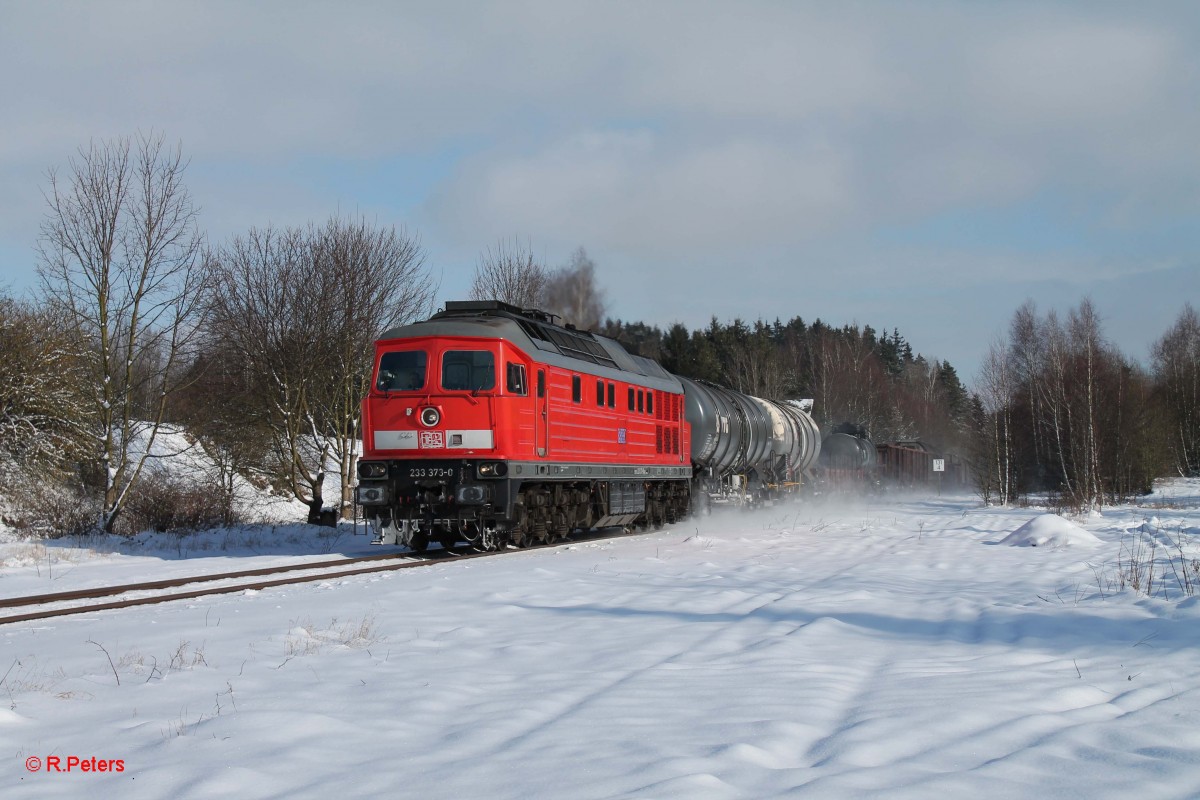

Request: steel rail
left=0, top=550, right=439, bottom=610
left=0, top=549, right=494, bottom=627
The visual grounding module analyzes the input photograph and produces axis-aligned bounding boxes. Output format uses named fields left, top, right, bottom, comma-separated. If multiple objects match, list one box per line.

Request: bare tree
left=543, top=247, right=606, bottom=329
left=469, top=238, right=547, bottom=308
left=1067, top=299, right=1105, bottom=506
left=310, top=217, right=437, bottom=518
left=207, top=217, right=436, bottom=523
left=975, top=336, right=1017, bottom=504
left=1153, top=303, right=1200, bottom=477
left=1008, top=300, right=1048, bottom=483
left=35, top=133, right=208, bottom=533
left=805, top=324, right=891, bottom=437
left=995, top=297, right=1158, bottom=508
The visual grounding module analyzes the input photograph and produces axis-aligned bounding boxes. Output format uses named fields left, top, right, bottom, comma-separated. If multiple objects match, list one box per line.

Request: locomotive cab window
left=441, top=351, right=495, bottom=392
left=506, top=362, right=527, bottom=396
left=376, top=350, right=427, bottom=392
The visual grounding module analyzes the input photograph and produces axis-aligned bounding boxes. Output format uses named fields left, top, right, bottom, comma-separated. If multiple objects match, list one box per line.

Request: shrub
left=7, top=474, right=101, bottom=539
left=118, top=472, right=243, bottom=535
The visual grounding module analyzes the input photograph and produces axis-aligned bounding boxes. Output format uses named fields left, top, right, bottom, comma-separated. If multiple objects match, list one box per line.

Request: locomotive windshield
left=441, top=350, right=495, bottom=392
left=376, top=350, right=427, bottom=391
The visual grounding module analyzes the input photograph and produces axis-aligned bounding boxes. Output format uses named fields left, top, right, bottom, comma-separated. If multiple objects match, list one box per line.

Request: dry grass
left=283, top=614, right=379, bottom=660
left=1096, top=520, right=1200, bottom=600
left=1, top=657, right=68, bottom=707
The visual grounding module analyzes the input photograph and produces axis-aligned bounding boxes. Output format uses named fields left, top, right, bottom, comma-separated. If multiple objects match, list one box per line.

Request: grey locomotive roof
left=378, top=302, right=684, bottom=392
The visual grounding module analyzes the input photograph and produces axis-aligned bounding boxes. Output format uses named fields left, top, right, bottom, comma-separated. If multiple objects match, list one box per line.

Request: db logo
left=419, top=431, right=444, bottom=449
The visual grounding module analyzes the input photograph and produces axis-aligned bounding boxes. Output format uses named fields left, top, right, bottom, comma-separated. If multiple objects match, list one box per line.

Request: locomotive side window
left=537, top=370, right=545, bottom=398
left=628, top=387, right=635, bottom=411
left=572, top=375, right=582, bottom=403
left=596, top=379, right=604, bottom=406
left=376, top=350, right=427, bottom=392
left=638, top=390, right=644, bottom=413
left=442, top=351, right=495, bottom=392
left=647, top=392, right=653, bottom=416
left=506, top=362, right=527, bottom=396
left=607, top=383, right=615, bottom=408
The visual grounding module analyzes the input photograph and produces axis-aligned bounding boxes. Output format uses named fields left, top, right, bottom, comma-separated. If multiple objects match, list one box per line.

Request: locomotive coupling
left=356, top=484, right=390, bottom=505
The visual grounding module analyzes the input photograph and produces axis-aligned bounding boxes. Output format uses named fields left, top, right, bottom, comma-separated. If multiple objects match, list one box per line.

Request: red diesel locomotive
left=355, top=301, right=693, bottom=551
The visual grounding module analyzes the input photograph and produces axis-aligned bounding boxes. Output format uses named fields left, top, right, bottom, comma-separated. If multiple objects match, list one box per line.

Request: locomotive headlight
left=476, top=462, right=508, bottom=478
left=358, top=461, right=388, bottom=479
left=419, top=406, right=441, bottom=427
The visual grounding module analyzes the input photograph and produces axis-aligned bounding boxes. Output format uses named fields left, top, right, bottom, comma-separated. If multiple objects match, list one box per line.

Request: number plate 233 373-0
left=405, top=466, right=457, bottom=479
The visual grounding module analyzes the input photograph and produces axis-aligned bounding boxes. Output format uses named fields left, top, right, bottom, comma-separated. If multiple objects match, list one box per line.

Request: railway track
left=0, top=548, right=491, bottom=626
left=0, top=527, right=637, bottom=627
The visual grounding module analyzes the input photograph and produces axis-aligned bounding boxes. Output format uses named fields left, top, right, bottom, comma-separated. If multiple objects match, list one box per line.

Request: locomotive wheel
left=438, top=533, right=457, bottom=551
left=410, top=530, right=429, bottom=554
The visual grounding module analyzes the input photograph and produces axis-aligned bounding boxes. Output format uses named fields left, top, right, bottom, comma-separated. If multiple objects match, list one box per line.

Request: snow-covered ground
left=4, top=482, right=1200, bottom=799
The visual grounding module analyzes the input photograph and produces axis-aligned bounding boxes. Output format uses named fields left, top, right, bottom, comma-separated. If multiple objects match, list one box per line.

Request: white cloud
left=432, top=130, right=855, bottom=256
left=2, top=0, right=1198, bottom=366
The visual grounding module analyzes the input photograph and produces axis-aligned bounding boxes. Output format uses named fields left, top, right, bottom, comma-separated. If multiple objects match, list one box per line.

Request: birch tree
left=1067, top=299, right=1104, bottom=506
left=35, top=133, right=208, bottom=533
left=1153, top=304, right=1200, bottom=477
left=975, top=337, right=1017, bottom=504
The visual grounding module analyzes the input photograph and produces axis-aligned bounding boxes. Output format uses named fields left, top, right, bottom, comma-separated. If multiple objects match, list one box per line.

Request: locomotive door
left=536, top=369, right=548, bottom=457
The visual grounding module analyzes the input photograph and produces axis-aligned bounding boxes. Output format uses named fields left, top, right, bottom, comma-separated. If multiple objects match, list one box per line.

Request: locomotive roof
left=378, top=301, right=683, bottom=392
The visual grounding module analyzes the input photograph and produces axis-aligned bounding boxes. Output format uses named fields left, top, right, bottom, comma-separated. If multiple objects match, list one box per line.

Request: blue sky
left=1, top=1, right=1197, bottom=382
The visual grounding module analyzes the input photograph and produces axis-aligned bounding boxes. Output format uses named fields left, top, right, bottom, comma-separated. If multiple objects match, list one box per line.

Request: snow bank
left=4, top=487, right=1200, bottom=798
left=999, top=513, right=1103, bottom=548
